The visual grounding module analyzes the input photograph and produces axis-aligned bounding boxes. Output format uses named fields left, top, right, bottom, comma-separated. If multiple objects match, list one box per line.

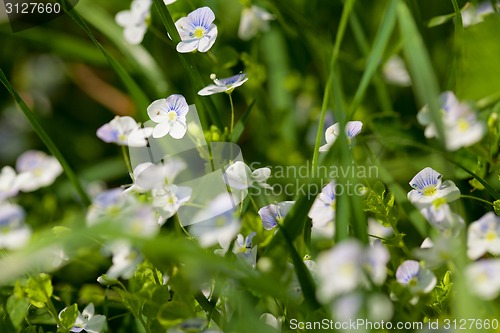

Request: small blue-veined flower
left=97, top=116, right=153, bottom=147
left=420, top=201, right=464, bottom=233
left=15, top=150, right=62, bottom=192
left=407, top=167, right=460, bottom=207
left=396, top=260, right=436, bottom=294
left=175, top=7, right=218, bottom=53
left=465, top=259, right=500, bottom=300
left=103, top=241, right=143, bottom=280
left=189, top=193, right=241, bottom=248
left=238, top=5, right=275, bottom=41
left=216, top=232, right=258, bottom=267
left=0, top=166, right=19, bottom=202
left=0, top=203, right=31, bottom=250
left=147, top=94, right=189, bottom=139
left=198, top=73, right=248, bottom=96
left=382, top=55, right=411, bottom=87
left=467, top=212, right=500, bottom=260
left=258, top=201, right=295, bottom=230
left=316, top=240, right=389, bottom=303
left=223, top=161, right=271, bottom=190
left=59, top=303, right=106, bottom=333
left=308, top=181, right=336, bottom=228
left=86, top=188, right=128, bottom=225
left=319, top=121, right=363, bottom=152
left=417, top=91, right=485, bottom=151
left=115, top=0, right=152, bottom=45
left=462, top=2, right=499, bottom=27
left=152, top=185, right=192, bottom=222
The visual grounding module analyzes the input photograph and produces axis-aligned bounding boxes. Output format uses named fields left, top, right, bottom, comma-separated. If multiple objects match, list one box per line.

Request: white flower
left=260, top=313, right=281, bottom=331
left=407, top=167, right=460, bottom=207
left=0, top=203, right=31, bottom=250
left=414, top=236, right=454, bottom=269
left=332, top=292, right=393, bottom=323
left=316, top=240, right=389, bottom=303
left=217, top=232, right=258, bottom=267
left=198, top=73, right=248, bottom=96
left=465, top=259, right=500, bottom=300
left=308, top=182, right=336, bottom=228
left=152, top=185, right=192, bottom=221
left=163, top=0, right=176, bottom=4
left=368, top=218, right=393, bottom=244
left=115, top=0, right=152, bottom=45
left=0, top=166, right=19, bottom=201
left=86, top=188, right=129, bottom=225
left=15, top=150, right=62, bottom=192
left=417, top=91, right=485, bottom=151
left=132, top=158, right=186, bottom=191
left=382, top=55, right=412, bottom=87
left=104, top=241, right=142, bottom=280
left=462, top=2, right=499, bottom=27
left=97, top=116, right=153, bottom=147
left=59, top=303, right=106, bottom=333
left=467, top=212, right=500, bottom=260
left=319, top=121, right=363, bottom=152
left=147, top=94, right=189, bottom=139
left=238, top=5, right=275, bottom=41
left=396, top=260, right=436, bottom=294
left=175, top=7, right=218, bottom=53
left=258, top=201, right=295, bottom=230
left=189, top=194, right=241, bottom=248
left=223, top=161, right=271, bottom=190
left=420, top=201, right=464, bottom=233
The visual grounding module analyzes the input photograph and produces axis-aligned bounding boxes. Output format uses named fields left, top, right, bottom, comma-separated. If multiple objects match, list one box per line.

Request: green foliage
left=25, top=274, right=53, bottom=309
left=364, top=181, right=398, bottom=228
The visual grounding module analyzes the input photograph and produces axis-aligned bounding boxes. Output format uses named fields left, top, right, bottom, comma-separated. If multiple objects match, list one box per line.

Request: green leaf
left=364, top=181, right=398, bottom=228
left=25, top=274, right=53, bottom=309
left=157, top=300, right=193, bottom=327
left=58, top=304, right=78, bottom=330
left=427, top=12, right=456, bottom=28
left=494, top=200, right=500, bottom=215
left=6, top=294, right=29, bottom=328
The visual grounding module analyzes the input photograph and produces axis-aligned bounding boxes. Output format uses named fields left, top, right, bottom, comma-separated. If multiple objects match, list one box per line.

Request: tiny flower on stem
left=15, top=150, right=62, bottom=192
left=319, top=121, right=362, bottom=152
left=147, top=94, right=189, bottom=139
left=198, top=73, right=248, bottom=96
left=407, top=167, right=460, bottom=207
left=59, top=303, right=106, bottom=333
left=97, top=116, right=153, bottom=147
left=223, top=161, right=271, bottom=190
left=258, top=201, right=295, bottom=230
left=467, top=212, right=500, bottom=260
left=238, top=5, right=275, bottom=41
left=115, top=0, right=152, bottom=45
left=175, top=7, right=218, bottom=53
left=308, top=181, right=336, bottom=228
left=396, top=260, right=436, bottom=294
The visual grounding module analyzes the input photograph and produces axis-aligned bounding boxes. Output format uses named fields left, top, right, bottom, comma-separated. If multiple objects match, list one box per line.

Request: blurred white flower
left=462, top=2, right=499, bottom=27
left=0, top=203, right=31, bottom=250
left=319, top=121, right=362, bottom=152
left=368, top=218, right=393, bottom=244
left=15, top=150, right=62, bottom=192
left=466, top=259, right=500, bottom=300
left=238, top=5, right=275, bottom=41
left=308, top=181, right=336, bottom=228
left=147, top=94, right=189, bottom=139
left=132, top=158, right=187, bottom=191
left=414, top=236, right=454, bottom=269
left=189, top=194, right=241, bottom=248
left=223, top=161, right=271, bottom=190
left=175, top=7, right=218, bottom=53
left=316, top=240, right=389, bottom=303
left=420, top=201, right=464, bottom=233
left=115, top=0, right=152, bottom=45
left=332, top=292, right=393, bottom=324
left=417, top=91, right=485, bottom=151
left=0, top=166, right=19, bottom=201
left=260, top=313, right=281, bottom=331
left=258, top=201, right=295, bottom=230
left=407, top=167, right=460, bottom=207
left=396, top=260, right=436, bottom=294
left=152, top=185, right=192, bottom=221
left=59, top=303, right=106, bottom=333
left=216, top=232, right=258, bottom=267
left=467, top=212, right=500, bottom=260
left=96, top=116, right=153, bottom=147
left=382, top=55, right=411, bottom=87
left=198, top=73, right=248, bottom=96
left=104, top=241, right=142, bottom=280
left=86, top=188, right=129, bottom=225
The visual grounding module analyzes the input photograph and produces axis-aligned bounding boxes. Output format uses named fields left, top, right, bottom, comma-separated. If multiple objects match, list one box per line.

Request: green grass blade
left=0, top=68, right=91, bottom=207
left=76, top=2, right=169, bottom=97
left=398, top=2, right=445, bottom=147
left=348, top=0, right=398, bottom=118
left=61, top=0, right=150, bottom=121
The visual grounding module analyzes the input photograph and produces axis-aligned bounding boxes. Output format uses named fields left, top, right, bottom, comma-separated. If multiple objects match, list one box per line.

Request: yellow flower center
left=408, top=277, right=418, bottom=287
left=118, top=134, right=127, bottom=142
left=422, top=186, right=437, bottom=196
left=167, top=110, right=177, bottom=121
left=193, top=27, right=205, bottom=38
left=486, top=231, right=497, bottom=241
left=457, top=118, right=470, bottom=132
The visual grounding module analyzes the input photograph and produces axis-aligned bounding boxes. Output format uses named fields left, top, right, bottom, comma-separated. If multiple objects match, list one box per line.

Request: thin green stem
left=46, top=298, right=64, bottom=331
left=122, top=145, right=133, bottom=177
left=460, top=195, right=493, bottom=206
left=228, top=92, right=235, bottom=139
